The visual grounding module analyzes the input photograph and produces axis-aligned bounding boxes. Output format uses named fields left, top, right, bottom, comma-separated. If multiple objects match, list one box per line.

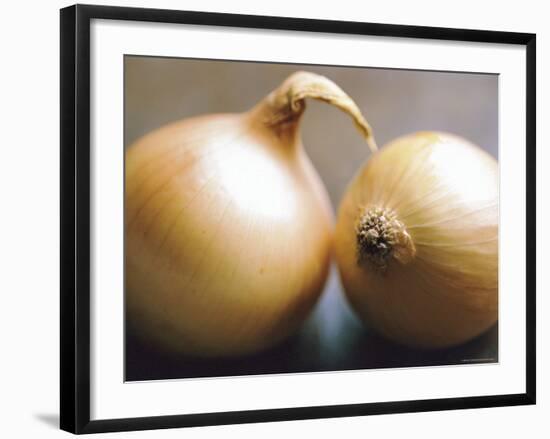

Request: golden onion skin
left=125, top=71, right=378, bottom=357
left=125, top=111, right=333, bottom=357
left=334, top=132, right=498, bottom=349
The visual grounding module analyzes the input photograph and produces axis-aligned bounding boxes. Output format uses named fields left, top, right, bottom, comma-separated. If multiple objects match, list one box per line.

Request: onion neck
left=248, top=71, right=378, bottom=153
left=356, top=206, right=416, bottom=272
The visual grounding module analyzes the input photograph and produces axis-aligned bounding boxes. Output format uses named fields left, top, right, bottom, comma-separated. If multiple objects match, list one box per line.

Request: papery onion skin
left=125, top=72, right=374, bottom=357
left=334, top=132, right=498, bottom=349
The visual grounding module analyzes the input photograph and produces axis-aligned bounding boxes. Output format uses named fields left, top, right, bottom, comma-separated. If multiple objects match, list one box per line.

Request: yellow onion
left=334, top=132, right=498, bottom=349
left=125, top=71, right=376, bottom=357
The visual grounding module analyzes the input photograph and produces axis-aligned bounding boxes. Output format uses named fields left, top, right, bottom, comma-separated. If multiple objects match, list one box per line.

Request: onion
left=125, top=71, right=376, bottom=357
left=334, top=132, right=498, bottom=349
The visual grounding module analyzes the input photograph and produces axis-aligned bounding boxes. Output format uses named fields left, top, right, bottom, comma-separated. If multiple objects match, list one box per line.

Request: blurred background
left=125, top=56, right=498, bottom=381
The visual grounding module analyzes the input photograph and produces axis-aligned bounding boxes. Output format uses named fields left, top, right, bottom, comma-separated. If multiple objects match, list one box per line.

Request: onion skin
left=334, top=132, right=498, bottom=349
left=126, top=72, right=374, bottom=357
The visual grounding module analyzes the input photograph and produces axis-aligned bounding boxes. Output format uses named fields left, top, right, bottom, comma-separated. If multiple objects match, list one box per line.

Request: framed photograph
left=60, top=4, right=536, bottom=434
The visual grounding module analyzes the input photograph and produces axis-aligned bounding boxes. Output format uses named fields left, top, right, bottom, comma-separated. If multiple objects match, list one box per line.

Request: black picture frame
left=60, top=4, right=536, bottom=434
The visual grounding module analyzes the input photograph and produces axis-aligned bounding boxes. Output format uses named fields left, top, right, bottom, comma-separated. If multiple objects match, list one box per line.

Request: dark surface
left=125, top=267, right=498, bottom=382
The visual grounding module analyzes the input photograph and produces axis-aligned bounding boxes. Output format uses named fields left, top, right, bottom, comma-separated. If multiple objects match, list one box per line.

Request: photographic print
left=124, top=57, right=499, bottom=382
left=61, top=5, right=535, bottom=433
